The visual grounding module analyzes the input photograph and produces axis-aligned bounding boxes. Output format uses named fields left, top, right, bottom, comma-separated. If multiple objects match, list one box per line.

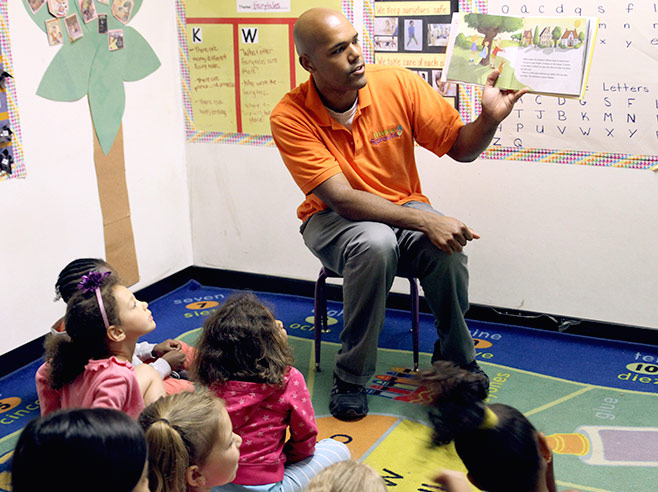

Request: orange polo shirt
left=270, top=64, right=464, bottom=223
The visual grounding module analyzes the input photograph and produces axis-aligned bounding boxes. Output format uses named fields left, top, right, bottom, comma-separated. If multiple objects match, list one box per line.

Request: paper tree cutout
left=24, top=0, right=160, bottom=153
left=23, top=0, right=161, bottom=284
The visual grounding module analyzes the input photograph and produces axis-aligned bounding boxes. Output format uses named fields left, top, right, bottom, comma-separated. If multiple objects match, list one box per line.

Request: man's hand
left=161, top=349, right=186, bottom=371
left=480, top=69, right=529, bottom=125
left=153, top=339, right=182, bottom=358
left=433, top=469, right=472, bottom=492
left=421, top=212, right=480, bottom=254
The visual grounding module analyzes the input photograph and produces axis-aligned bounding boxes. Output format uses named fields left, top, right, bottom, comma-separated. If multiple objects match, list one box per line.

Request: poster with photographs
left=374, top=0, right=459, bottom=109
left=45, top=18, right=63, bottom=46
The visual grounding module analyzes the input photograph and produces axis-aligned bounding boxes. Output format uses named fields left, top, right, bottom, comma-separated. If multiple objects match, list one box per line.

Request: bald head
left=294, top=8, right=351, bottom=57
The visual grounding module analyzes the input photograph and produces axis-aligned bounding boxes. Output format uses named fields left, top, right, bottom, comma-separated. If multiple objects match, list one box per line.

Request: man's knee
left=345, top=224, right=398, bottom=263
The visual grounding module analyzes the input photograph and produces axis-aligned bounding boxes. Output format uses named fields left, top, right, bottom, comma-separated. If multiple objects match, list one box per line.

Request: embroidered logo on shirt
left=370, top=125, right=404, bottom=145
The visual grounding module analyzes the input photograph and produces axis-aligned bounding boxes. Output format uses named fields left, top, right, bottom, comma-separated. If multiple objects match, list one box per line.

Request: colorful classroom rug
left=1, top=280, right=657, bottom=492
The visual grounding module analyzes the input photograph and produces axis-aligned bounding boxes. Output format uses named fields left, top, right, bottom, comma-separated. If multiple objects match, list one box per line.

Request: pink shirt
left=35, top=356, right=144, bottom=419
left=210, top=367, right=317, bottom=485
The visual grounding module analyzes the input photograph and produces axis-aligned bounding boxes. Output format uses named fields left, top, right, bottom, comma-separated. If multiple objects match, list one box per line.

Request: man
left=270, top=8, right=527, bottom=421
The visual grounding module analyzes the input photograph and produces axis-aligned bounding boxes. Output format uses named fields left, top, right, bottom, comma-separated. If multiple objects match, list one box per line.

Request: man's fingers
left=485, top=69, right=500, bottom=86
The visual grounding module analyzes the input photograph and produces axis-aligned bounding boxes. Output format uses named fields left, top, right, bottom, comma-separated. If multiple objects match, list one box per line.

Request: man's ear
left=186, top=465, right=207, bottom=488
left=106, top=325, right=126, bottom=343
left=299, top=54, right=314, bottom=73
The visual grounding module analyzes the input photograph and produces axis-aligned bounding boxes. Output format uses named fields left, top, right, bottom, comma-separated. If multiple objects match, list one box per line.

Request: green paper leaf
left=89, top=49, right=126, bottom=154
left=115, top=27, right=161, bottom=82
left=36, top=35, right=100, bottom=101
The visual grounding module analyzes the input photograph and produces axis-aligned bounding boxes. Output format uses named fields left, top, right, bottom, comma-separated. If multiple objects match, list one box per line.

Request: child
left=52, top=257, right=195, bottom=394
left=36, top=270, right=165, bottom=417
left=139, top=390, right=242, bottom=492
left=192, top=293, right=350, bottom=492
left=303, top=460, right=386, bottom=492
left=12, top=407, right=149, bottom=492
left=421, top=361, right=581, bottom=492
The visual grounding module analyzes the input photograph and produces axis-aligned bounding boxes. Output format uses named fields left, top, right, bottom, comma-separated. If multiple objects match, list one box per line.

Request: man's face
left=304, top=15, right=367, bottom=97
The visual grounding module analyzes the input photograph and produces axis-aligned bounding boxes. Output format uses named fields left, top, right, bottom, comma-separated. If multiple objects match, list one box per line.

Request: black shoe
left=462, top=360, right=490, bottom=393
left=329, top=375, right=368, bottom=421
left=430, top=339, right=441, bottom=365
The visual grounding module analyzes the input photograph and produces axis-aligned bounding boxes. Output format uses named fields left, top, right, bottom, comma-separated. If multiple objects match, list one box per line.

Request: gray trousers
left=302, top=201, right=475, bottom=386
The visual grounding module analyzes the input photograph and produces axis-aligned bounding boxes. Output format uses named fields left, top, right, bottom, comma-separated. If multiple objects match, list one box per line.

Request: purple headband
left=77, top=271, right=112, bottom=329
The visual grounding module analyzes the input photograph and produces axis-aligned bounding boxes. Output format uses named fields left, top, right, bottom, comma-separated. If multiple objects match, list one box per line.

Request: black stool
left=313, top=266, right=420, bottom=372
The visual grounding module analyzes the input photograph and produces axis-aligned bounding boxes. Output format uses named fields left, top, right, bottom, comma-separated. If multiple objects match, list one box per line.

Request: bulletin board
left=0, top=0, right=25, bottom=181
left=372, top=1, right=460, bottom=108
left=179, top=0, right=658, bottom=170
left=177, top=0, right=343, bottom=145
left=452, top=0, right=658, bottom=170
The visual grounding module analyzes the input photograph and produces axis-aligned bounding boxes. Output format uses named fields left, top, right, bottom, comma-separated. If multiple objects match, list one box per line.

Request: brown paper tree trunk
left=92, top=123, right=139, bottom=286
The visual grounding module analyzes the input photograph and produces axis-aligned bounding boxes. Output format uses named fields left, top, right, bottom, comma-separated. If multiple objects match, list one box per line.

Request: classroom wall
left=189, top=142, right=658, bottom=330
left=0, top=2, right=193, bottom=355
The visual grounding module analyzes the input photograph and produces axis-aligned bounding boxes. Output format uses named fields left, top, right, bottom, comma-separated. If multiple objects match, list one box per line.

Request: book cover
left=442, top=13, right=598, bottom=99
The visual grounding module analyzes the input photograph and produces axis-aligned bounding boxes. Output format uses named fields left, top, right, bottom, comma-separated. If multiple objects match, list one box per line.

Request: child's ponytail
left=139, top=391, right=223, bottom=492
left=46, top=273, right=119, bottom=389
left=420, top=361, right=542, bottom=492
left=141, top=419, right=190, bottom=492
left=420, top=360, right=489, bottom=445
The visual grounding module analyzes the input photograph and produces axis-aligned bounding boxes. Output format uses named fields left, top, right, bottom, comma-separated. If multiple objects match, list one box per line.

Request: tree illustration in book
left=22, top=0, right=161, bottom=285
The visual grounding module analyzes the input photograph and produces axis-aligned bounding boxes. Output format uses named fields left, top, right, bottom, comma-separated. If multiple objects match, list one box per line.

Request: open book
left=442, top=13, right=598, bottom=99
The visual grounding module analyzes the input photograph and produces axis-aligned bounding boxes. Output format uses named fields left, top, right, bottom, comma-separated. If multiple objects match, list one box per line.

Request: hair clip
left=77, top=271, right=112, bottom=329
left=479, top=406, right=499, bottom=430
left=77, top=271, right=111, bottom=294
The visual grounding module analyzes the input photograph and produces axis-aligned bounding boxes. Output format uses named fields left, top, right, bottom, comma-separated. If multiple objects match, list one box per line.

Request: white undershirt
left=326, top=96, right=358, bottom=131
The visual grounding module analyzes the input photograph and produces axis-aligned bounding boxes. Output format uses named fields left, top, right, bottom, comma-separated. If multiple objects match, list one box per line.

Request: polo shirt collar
left=304, top=70, right=373, bottom=127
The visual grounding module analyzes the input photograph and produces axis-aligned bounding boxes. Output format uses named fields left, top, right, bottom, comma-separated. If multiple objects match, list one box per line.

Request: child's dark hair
left=45, top=272, right=120, bottom=389
left=421, top=361, right=542, bottom=492
left=12, top=407, right=147, bottom=492
left=193, top=292, right=294, bottom=385
left=55, top=258, right=116, bottom=303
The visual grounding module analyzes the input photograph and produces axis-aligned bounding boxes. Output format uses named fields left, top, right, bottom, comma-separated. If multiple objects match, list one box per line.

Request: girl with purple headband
left=36, top=269, right=166, bottom=418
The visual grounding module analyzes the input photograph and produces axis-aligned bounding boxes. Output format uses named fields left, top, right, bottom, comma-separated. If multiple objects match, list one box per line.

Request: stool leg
left=409, top=278, right=420, bottom=371
left=314, top=270, right=327, bottom=372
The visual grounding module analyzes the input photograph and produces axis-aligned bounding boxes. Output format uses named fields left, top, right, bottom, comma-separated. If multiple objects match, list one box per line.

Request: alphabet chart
left=459, top=0, right=658, bottom=169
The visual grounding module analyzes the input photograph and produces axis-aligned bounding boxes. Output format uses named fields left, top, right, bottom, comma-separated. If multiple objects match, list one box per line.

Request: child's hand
left=433, top=470, right=472, bottom=492
left=153, top=339, right=182, bottom=358
left=161, top=349, right=186, bottom=371
left=276, top=320, right=287, bottom=340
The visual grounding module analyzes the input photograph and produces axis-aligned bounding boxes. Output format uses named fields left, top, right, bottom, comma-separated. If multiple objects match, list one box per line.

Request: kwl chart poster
left=178, top=0, right=342, bottom=143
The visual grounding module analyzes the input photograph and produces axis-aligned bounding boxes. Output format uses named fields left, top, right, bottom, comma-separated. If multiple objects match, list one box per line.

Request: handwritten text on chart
left=377, top=52, right=446, bottom=69
left=240, top=45, right=286, bottom=131
left=375, top=1, right=451, bottom=17
left=237, top=1, right=291, bottom=13
left=188, top=26, right=237, bottom=131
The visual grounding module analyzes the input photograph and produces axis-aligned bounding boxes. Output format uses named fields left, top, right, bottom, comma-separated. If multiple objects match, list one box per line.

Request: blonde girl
left=139, top=391, right=242, bottom=492
left=303, top=460, right=386, bottom=492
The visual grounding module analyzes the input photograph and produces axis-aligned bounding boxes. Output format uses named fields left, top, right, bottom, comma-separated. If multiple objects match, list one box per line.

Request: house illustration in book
left=538, top=26, right=552, bottom=47
left=561, top=29, right=579, bottom=47
left=521, top=29, right=533, bottom=46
